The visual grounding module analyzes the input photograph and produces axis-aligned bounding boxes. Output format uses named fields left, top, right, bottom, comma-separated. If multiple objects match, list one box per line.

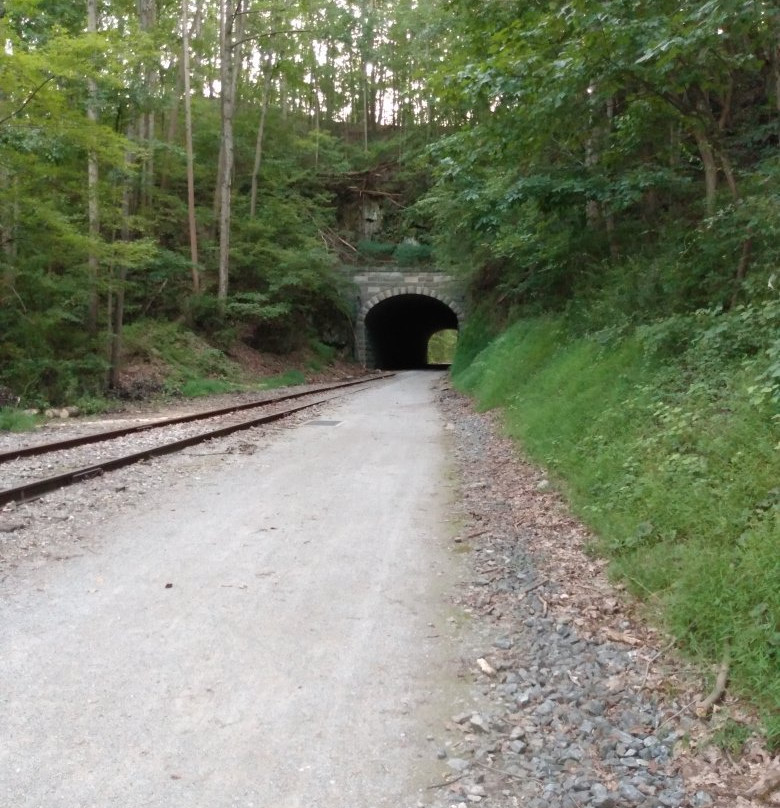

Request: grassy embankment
left=452, top=305, right=779, bottom=748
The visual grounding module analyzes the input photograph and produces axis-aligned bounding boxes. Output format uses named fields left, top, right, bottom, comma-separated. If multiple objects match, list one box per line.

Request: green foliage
left=259, top=369, right=306, bottom=389
left=710, top=719, right=754, bottom=756
left=357, top=240, right=396, bottom=260
left=122, top=320, right=244, bottom=394
left=454, top=307, right=780, bottom=745
left=449, top=307, right=501, bottom=376
left=420, top=0, right=780, bottom=319
left=356, top=239, right=434, bottom=266
left=393, top=241, right=433, bottom=266
left=306, top=339, right=337, bottom=371
left=0, top=407, right=39, bottom=432
left=427, top=329, right=458, bottom=364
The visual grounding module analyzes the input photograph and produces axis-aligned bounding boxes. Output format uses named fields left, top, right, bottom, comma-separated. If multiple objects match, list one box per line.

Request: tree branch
left=0, top=76, right=56, bottom=128
left=232, top=29, right=313, bottom=50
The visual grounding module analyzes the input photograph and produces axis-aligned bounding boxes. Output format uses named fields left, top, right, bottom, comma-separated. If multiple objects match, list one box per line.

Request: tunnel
left=364, top=293, right=459, bottom=369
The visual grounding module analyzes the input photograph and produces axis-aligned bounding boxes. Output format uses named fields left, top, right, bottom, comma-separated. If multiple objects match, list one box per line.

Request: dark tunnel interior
left=365, top=293, right=459, bottom=369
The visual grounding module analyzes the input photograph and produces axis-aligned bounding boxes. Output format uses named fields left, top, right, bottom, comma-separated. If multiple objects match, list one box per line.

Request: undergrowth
left=260, top=369, right=307, bottom=389
left=122, top=321, right=310, bottom=398
left=454, top=301, right=780, bottom=748
left=0, top=407, right=39, bottom=432
left=123, top=320, right=243, bottom=390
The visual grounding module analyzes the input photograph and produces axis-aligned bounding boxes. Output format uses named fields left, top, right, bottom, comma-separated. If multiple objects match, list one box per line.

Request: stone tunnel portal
left=364, top=293, right=459, bottom=369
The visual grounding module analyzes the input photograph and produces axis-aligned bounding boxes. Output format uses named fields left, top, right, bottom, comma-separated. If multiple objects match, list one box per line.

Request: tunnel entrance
left=364, top=293, right=459, bottom=369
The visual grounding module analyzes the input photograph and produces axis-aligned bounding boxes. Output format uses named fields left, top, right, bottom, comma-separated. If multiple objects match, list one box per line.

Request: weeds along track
left=0, top=375, right=392, bottom=507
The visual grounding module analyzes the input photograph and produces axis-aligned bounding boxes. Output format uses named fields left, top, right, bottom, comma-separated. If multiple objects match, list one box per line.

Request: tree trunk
left=138, top=0, right=157, bottom=213
left=86, top=0, right=100, bottom=334
left=182, top=0, right=199, bottom=291
left=693, top=128, right=718, bottom=215
left=109, top=130, right=134, bottom=390
left=217, top=0, right=242, bottom=304
left=1, top=169, right=18, bottom=295
left=249, top=62, right=273, bottom=220
left=773, top=14, right=780, bottom=114
left=362, top=67, right=369, bottom=152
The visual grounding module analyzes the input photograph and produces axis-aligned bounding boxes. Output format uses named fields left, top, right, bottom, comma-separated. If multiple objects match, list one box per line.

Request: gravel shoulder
left=429, top=382, right=776, bottom=808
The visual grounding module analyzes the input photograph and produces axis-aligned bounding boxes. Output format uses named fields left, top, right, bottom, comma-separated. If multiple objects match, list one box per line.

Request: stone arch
left=358, top=286, right=465, bottom=325
left=356, top=286, right=464, bottom=368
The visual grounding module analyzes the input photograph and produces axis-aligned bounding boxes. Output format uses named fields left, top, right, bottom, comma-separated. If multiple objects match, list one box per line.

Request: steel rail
left=0, top=377, right=391, bottom=507
left=0, top=374, right=390, bottom=465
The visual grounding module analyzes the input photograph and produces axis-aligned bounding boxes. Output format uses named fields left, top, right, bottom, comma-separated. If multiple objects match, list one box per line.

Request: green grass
left=0, top=407, right=39, bottom=432
left=180, top=378, right=242, bottom=398
left=306, top=340, right=337, bottom=372
left=259, top=369, right=306, bottom=389
left=454, top=313, right=780, bottom=748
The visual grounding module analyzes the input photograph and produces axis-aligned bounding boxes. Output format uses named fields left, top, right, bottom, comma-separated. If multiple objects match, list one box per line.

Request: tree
left=216, top=0, right=243, bottom=305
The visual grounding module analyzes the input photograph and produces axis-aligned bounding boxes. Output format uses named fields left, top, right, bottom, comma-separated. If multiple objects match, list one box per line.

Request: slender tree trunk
left=217, top=0, right=242, bottom=304
left=362, top=67, right=369, bottom=152
left=249, top=63, right=273, bottom=220
left=182, top=0, right=199, bottom=291
left=585, top=89, right=603, bottom=230
left=693, top=128, right=718, bottom=215
left=729, top=237, right=753, bottom=309
left=138, top=0, right=157, bottom=213
left=109, top=127, right=134, bottom=389
left=773, top=14, right=780, bottom=114
left=86, top=0, right=100, bottom=334
left=1, top=169, right=18, bottom=295
left=312, top=68, right=321, bottom=169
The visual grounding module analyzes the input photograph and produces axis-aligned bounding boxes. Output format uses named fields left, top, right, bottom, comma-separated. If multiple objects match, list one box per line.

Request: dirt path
left=0, top=372, right=467, bottom=808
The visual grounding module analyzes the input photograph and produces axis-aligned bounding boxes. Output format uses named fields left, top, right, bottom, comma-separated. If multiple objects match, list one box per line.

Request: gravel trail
left=0, top=372, right=466, bottom=808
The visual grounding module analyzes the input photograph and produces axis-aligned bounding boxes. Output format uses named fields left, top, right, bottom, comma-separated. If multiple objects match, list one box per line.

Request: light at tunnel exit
left=427, top=330, right=458, bottom=365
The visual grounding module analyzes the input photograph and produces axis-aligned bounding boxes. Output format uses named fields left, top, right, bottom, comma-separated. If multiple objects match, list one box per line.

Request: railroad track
left=0, top=374, right=392, bottom=507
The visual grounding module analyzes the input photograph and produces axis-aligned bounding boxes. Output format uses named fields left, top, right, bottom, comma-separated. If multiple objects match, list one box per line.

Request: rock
left=658, top=788, right=686, bottom=807
left=618, top=781, right=645, bottom=804
left=0, top=519, right=27, bottom=533
left=476, top=658, right=496, bottom=676
left=446, top=758, right=470, bottom=773
left=469, top=714, right=490, bottom=733
left=508, top=740, right=527, bottom=754
left=535, top=699, right=556, bottom=716
left=583, top=699, right=606, bottom=716
left=516, top=690, right=532, bottom=707
left=590, top=784, right=617, bottom=808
